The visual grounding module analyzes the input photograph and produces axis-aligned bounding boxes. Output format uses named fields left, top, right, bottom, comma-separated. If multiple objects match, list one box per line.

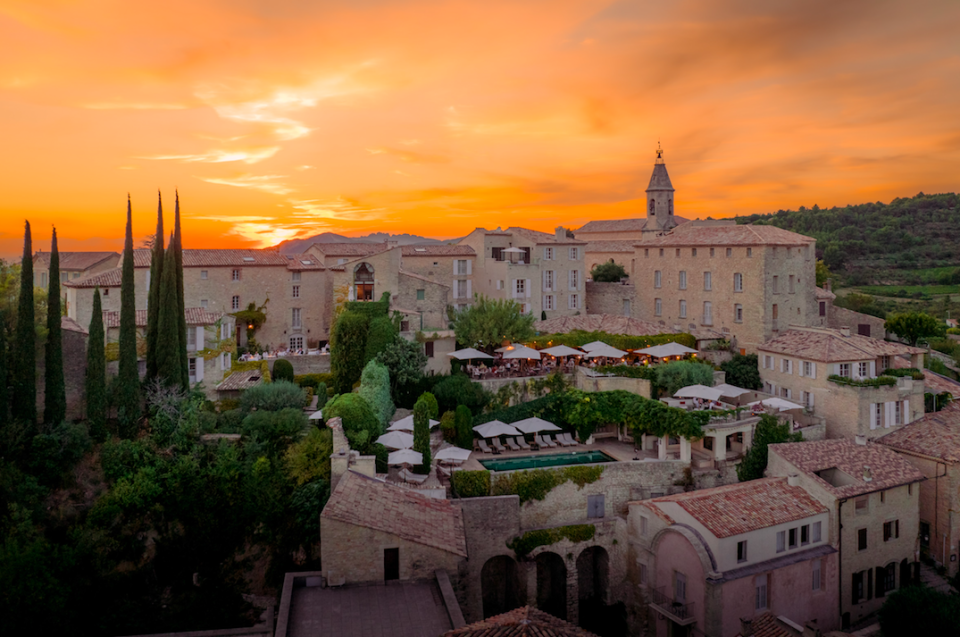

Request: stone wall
left=458, top=496, right=523, bottom=623
left=829, top=306, right=887, bottom=339
left=574, top=369, right=652, bottom=399
left=35, top=324, right=89, bottom=421
left=584, top=281, right=635, bottom=317
left=270, top=354, right=330, bottom=375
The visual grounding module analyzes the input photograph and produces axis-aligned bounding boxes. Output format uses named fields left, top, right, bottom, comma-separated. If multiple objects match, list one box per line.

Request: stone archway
left=535, top=552, right=567, bottom=620
left=577, top=546, right=625, bottom=636
left=481, top=555, right=522, bottom=618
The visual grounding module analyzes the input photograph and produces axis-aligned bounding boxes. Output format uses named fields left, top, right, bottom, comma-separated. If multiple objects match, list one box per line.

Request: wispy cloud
left=141, top=146, right=279, bottom=165
left=199, top=174, right=294, bottom=195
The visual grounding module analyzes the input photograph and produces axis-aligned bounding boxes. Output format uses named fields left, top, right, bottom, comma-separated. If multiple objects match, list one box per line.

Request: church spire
left=645, top=143, right=676, bottom=231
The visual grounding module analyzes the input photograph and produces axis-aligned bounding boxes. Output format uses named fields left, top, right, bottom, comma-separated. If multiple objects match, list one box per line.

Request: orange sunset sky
left=1, top=0, right=959, bottom=257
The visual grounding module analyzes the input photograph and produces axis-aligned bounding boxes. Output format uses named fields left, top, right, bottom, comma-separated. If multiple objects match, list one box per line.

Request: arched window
left=354, top=262, right=375, bottom=301
left=668, top=199, right=673, bottom=214
left=649, top=199, right=656, bottom=213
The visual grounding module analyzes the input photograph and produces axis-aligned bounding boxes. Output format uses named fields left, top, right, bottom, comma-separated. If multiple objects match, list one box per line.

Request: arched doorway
left=577, top=546, right=624, bottom=636
left=354, top=262, right=375, bottom=301
left=481, top=555, right=522, bottom=618
left=536, top=552, right=567, bottom=620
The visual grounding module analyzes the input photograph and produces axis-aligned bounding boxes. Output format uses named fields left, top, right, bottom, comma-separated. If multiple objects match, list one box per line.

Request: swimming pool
left=479, top=450, right=616, bottom=472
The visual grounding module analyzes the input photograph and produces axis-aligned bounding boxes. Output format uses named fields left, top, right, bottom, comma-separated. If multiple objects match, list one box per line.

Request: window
left=384, top=548, right=399, bottom=581
left=569, top=269, right=579, bottom=290
left=735, top=304, right=743, bottom=323
left=515, top=279, right=525, bottom=296
left=232, top=269, right=241, bottom=281
left=884, top=520, right=900, bottom=542
left=60, top=272, right=69, bottom=283
left=812, top=559, right=822, bottom=591
left=764, top=355, right=773, bottom=369
left=789, top=275, right=795, bottom=293
left=679, top=300, right=687, bottom=318
left=874, top=402, right=883, bottom=429
left=231, top=295, right=240, bottom=310
left=640, top=516, right=649, bottom=536
left=803, top=361, right=813, bottom=376
left=290, top=335, right=304, bottom=350
left=675, top=249, right=681, bottom=257
left=200, top=299, right=208, bottom=308
left=773, top=275, right=779, bottom=293
left=569, top=294, right=579, bottom=309
left=737, top=540, right=748, bottom=563
left=692, top=248, right=697, bottom=257
left=188, top=357, right=197, bottom=377
left=726, top=248, right=732, bottom=257
left=659, top=248, right=664, bottom=257
left=781, top=358, right=792, bottom=373
left=40, top=272, right=47, bottom=287
left=292, top=271, right=301, bottom=282
left=640, top=563, right=648, bottom=584
left=200, top=270, right=208, bottom=280
left=655, top=298, right=662, bottom=316
left=544, top=247, right=554, bottom=260
left=544, top=295, right=554, bottom=311
left=880, top=355, right=891, bottom=369
left=747, top=248, right=753, bottom=257
left=587, top=494, right=605, bottom=518
left=654, top=270, right=662, bottom=288
left=883, top=563, right=896, bottom=593
left=416, top=289, right=425, bottom=300
left=187, top=328, right=196, bottom=349
left=292, top=285, right=300, bottom=298
left=812, top=521, right=822, bottom=542
left=455, top=259, right=469, bottom=274
left=734, top=273, right=743, bottom=292
left=839, top=363, right=851, bottom=378
left=772, top=304, right=778, bottom=320
left=802, top=391, right=812, bottom=408
left=678, top=271, right=687, bottom=289
left=703, top=301, right=713, bottom=325
left=569, top=247, right=580, bottom=260
left=755, top=574, right=768, bottom=610
left=425, top=341, right=434, bottom=358
left=801, top=525, right=810, bottom=546
left=788, top=528, right=798, bottom=549
left=896, top=401, right=904, bottom=425
left=781, top=387, right=791, bottom=399
left=858, top=362, right=869, bottom=378
left=292, top=308, right=301, bottom=328
left=103, top=288, right=109, bottom=295
left=776, top=531, right=786, bottom=553
left=819, top=301, right=826, bottom=317
left=858, top=528, right=868, bottom=551
left=675, top=573, right=687, bottom=604
left=852, top=571, right=865, bottom=604
left=644, top=249, right=649, bottom=258
left=710, top=248, right=715, bottom=257
left=855, top=496, right=868, bottom=514
left=704, top=271, right=712, bottom=290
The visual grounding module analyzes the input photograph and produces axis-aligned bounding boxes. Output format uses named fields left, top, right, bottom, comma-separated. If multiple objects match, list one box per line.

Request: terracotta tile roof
left=920, top=370, right=960, bottom=396
left=646, top=478, right=827, bottom=539
left=401, top=244, right=476, bottom=256
left=311, top=242, right=388, bottom=256
left=128, top=248, right=292, bottom=268
left=534, top=314, right=669, bottom=337
left=102, top=307, right=222, bottom=328
left=815, top=286, right=837, bottom=300
left=758, top=327, right=924, bottom=362
left=400, top=270, right=450, bottom=287
left=735, top=612, right=793, bottom=637
left=216, top=370, right=265, bottom=391
left=61, top=316, right=88, bottom=335
left=584, top=240, right=637, bottom=253
left=506, top=226, right=586, bottom=245
left=33, top=251, right=118, bottom=271
left=284, top=254, right=325, bottom=270
left=576, top=217, right=691, bottom=235
left=642, top=223, right=814, bottom=247
left=443, top=606, right=599, bottom=637
left=65, top=267, right=122, bottom=288
left=877, top=402, right=960, bottom=463
left=323, top=471, right=467, bottom=556
left=769, top=438, right=925, bottom=499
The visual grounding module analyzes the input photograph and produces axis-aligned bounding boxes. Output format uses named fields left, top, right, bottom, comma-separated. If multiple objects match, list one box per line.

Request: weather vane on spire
left=655, top=139, right=664, bottom=163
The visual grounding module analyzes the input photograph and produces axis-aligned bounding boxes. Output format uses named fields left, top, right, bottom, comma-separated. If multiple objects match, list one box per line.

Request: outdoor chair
left=477, top=439, right=494, bottom=454
left=491, top=438, right=507, bottom=453
left=401, top=468, right=429, bottom=484
left=543, top=435, right=560, bottom=447
left=505, top=438, right=521, bottom=451
left=557, top=433, right=575, bottom=447
left=516, top=437, right=531, bottom=450
left=537, top=435, right=557, bottom=448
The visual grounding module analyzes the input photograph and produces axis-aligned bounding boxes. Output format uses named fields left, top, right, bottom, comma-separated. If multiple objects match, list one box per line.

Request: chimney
left=824, top=279, right=832, bottom=293
left=863, top=465, right=873, bottom=482
left=555, top=226, right=566, bottom=241
left=740, top=618, right=754, bottom=637
left=387, top=240, right=398, bottom=249
left=802, top=620, right=821, bottom=637
left=855, top=434, right=867, bottom=446
left=788, top=474, right=801, bottom=487
left=839, top=327, right=851, bottom=337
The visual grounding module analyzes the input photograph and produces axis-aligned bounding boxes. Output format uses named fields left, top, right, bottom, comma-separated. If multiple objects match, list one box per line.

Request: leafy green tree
left=330, top=311, right=370, bottom=394
left=155, top=238, right=182, bottom=388
left=412, top=395, right=432, bottom=475
left=590, top=261, right=628, bottom=282
left=815, top=259, right=832, bottom=287
left=885, top=311, right=944, bottom=346
left=450, top=294, right=534, bottom=351
left=117, top=197, right=142, bottom=438
left=12, top=220, right=36, bottom=425
left=284, top=427, right=333, bottom=485
left=655, top=360, right=715, bottom=396
left=375, top=337, right=427, bottom=399
left=86, top=288, right=107, bottom=442
left=420, top=391, right=439, bottom=419
left=440, top=410, right=456, bottom=442
left=240, top=380, right=306, bottom=412
left=240, top=408, right=307, bottom=457
left=272, top=359, right=294, bottom=383
left=323, top=393, right=381, bottom=453
left=455, top=404, right=473, bottom=450
left=173, top=192, right=189, bottom=390
left=364, top=316, right=397, bottom=364
left=736, top=414, right=802, bottom=482
left=145, top=193, right=164, bottom=381
left=315, top=382, right=328, bottom=410
left=358, top=360, right=394, bottom=429
left=878, top=582, right=960, bottom=636
left=43, top=227, right=66, bottom=425
left=720, top=354, right=762, bottom=390
left=433, top=374, right=491, bottom=415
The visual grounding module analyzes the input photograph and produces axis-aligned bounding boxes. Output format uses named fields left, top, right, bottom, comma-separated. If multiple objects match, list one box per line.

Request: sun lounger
left=516, top=437, right=531, bottom=450
left=505, top=438, right=521, bottom=451
left=477, top=439, right=494, bottom=454
left=491, top=438, right=507, bottom=453
left=537, top=435, right=557, bottom=448
left=543, top=435, right=560, bottom=448
left=401, top=468, right=429, bottom=484
left=561, top=432, right=579, bottom=446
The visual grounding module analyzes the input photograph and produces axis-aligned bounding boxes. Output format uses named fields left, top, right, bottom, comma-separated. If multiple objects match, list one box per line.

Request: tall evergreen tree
left=145, top=191, right=165, bottom=381
left=173, top=191, right=189, bottom=390
left=0, top=325, right=8, bottom=425
left=44, top=226, right=66, bottom=425
left=86, top=287, right=107, bottom=442
left=412, top=395, right=432, bottom=475
left=155, top=236, right=182, bottom=388
left=12, top=220, right=36, bottom=425
left=116, top=196, right=141, bottom=438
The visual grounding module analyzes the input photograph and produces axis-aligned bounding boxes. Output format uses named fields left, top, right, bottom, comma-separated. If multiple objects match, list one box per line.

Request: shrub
left=217, top=408, right=244, bottom=432
left=284, top=427, right=333, bottom=486
left=295, top=373, right=334, bottom=389
left=433, top=374, right=491, bottom=415
left=440, top=410, right=456, bottom=442
left=590, top=261, right=627, bottom=282
left=272, top=359, right=294, bottom=383
left=878, top=584, right=960, bottom=636
left=29, top=421, right=93, bottom=485
left=240, top=380, right=307, bottom=412
left=100, top=438, right=157, bottom=483
left=358, top=360, right=394, bottom=428
left=451, top=470, right=490, bottom=498
left=376, top=338, right=428, bottom=404
left=455, top=405, right=474, bottom=450
left=365, top=316, right=398, bottom=364
left=420, top=391, right=439, bottom=419
left=655, top=360, right=715, bottom=396
left=290, top=479, right=330, bottom=546
left=720, top=354, right=762, bottom=390
left=881, top=368, right=925, bottom=380
left=491, top=466, right=604, bottom=503
left=737, top=414, right=802, bottom=482
left=315, top=383, right=328, bottom=410
left=323, top=393, right=381, bottom=454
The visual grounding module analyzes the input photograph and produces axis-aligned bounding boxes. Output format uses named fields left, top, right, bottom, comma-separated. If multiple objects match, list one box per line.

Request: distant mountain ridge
left=275, top=232, right=451, bottom=254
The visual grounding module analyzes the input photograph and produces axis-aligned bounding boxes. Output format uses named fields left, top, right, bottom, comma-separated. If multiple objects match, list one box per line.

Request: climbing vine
left=507, top=524, right=596, bottom=558
left=491, top=465, right=604, bottom=503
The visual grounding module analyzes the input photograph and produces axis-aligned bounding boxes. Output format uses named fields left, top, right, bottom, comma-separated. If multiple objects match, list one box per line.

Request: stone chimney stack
left=863, top=465, right=873, bottom=482
left=555, top=226, right=567, bottom=241
left=802, top=620, right=821, bottom=637
left=824, top=279, right=832, bottom=293
left=855, top=434, right=867, bottom=446
left=788, top=474, right=801, bottom=487
left=740, top=618, right=754, bottom=637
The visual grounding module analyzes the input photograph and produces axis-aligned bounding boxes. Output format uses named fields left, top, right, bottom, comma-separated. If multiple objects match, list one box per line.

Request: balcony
left=648, top=587, right=696, bottom=626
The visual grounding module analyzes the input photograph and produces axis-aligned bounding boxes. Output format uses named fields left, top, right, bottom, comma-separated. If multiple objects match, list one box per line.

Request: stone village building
left=33, top=250, right=119, bottom=289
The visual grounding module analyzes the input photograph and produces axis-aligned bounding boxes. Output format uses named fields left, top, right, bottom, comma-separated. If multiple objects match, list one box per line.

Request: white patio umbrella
left=540, top=345, right=584, bottom=357
left=308, top=410, right=324, bottom=420
left=584, top=344, right=628, bottom=358
left=376, top=431, right=414, bottom=450
left=435, top=447, right=473, bottom=462
left=635, top=342, right=699, bottom=358
left=511, top=417, right=562, bottom=434
left=674, top=385, right=724, bottom=401
left=714, top=383, right=751, bottom=398
left=502, top=247, right=526, bottom=253
left=388, top=448, right=423, bottom=466
left=502, top=344, right=541, bottom=360
left=473, top=420, right=522, bottom=438
left=448, top=347, right=494, bottom=360
left=387, top=414, right=440, bottom=431
left=581, top=340, right=609, bottom=352
left=748, top=397, right=804, bottom=412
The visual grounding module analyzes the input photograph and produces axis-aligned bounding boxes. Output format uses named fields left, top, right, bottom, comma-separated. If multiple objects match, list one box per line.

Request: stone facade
left=811, top=283, right=887, bottom=338
left=35, top=317, right=89, bottom=422
left=584, top=282, right=635, bottom=319
left=33, top=250, right=118, bottom=290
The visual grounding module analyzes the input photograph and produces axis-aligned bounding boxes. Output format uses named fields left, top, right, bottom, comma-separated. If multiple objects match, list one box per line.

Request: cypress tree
left=116, top=196, right=141, bottom=438
left=155, top=237, right=182, bottom=388
left=145, top=191, right=165, bottom=381
left=173, top=191, right=188, bottom=390
left=44, top=226, right=66, bottom=425
left=12, top=220, right=36, bottom=425
left=86, top=288, right=107, bottom=442
left=0, top=325, right=8, bottom=425
left=412, top=395, right=432, bottom=475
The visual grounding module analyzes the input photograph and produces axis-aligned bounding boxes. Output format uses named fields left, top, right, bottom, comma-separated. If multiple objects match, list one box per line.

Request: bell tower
left=645, top=143, right=676, bottom=231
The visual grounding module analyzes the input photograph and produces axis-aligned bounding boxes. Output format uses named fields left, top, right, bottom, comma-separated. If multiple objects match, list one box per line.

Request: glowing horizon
left=2, top=0, right=959, bottom=257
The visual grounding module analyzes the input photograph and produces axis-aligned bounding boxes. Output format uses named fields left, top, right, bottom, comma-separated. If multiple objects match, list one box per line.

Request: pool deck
left=459, top=438, right=639, bottom=471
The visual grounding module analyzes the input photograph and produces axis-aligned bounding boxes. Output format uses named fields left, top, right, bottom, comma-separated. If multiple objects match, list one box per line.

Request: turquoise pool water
left=479, top=450, right=616, bottom=472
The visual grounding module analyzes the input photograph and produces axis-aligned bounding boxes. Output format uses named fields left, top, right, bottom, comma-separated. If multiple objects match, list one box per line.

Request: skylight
left=242, top=256, right=255, bottom=262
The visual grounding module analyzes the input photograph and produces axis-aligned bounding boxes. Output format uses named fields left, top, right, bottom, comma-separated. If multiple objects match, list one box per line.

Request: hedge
left=344, top=291, right=391, bottom=318
left=507, top=524, right=596, bottom=558
left=528, top=330, right=696, bottom=351
left=827, top=374, right=897, bottom=387
left=451, top=470, right=491, bottom=498
left=881, top=368, right=925, bottom=380
left=491, top=465, right=604, bottom=503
